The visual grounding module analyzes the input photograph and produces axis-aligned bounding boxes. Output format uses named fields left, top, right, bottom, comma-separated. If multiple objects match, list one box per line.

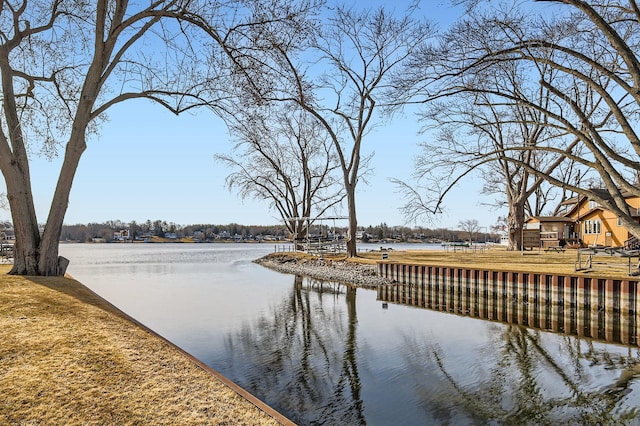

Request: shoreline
left=0, top=266, right=293, bottom=425
left=66, top=271, right=296, bottom=426
left=254, top=245, right=640, bottom=284
left=254, top=253, right=393, bottom=287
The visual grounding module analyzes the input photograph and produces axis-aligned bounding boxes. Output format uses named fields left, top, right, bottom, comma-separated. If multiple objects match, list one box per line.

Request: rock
left=254, top=254, right=393, bottom=287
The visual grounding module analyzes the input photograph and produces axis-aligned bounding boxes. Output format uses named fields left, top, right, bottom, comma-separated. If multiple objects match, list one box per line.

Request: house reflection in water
left=377, top=264, right=639, bottom=346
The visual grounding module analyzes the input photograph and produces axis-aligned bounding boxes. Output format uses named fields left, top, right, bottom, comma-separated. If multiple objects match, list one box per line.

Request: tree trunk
left=294, top=219, right=307, bottom=251
left=8, top=132, right=86, bottom=275
left=346, top=184, right=358, bottom=257
left=0, top=49, right=41, bottom=275
left=38, top=188, right=72, bottom=275
left=507, top=200, right=526, bottom=251
left=5, top=166, right=41, bottom=275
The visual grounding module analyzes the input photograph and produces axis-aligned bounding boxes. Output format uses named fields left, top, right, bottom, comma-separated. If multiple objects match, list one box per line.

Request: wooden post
left=528, top=273, right=536, bottom=327
left=620, top=279, right=631, bottom=344
left=515, top=273, right=524, bottom=324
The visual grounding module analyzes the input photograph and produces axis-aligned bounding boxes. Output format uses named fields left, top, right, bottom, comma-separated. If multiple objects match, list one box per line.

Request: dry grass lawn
left=0, top=265, right=289, bottom=426
left=345, top=246, right=640, bottom=280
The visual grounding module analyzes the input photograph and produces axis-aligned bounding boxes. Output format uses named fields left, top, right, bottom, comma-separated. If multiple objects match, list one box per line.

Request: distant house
left=356, top=230, right=372, bottom=240
left=113, top=229, right=129, bottom=241
left=0, top=228, right=15, bottom=241
left=525, top=189, right=640, bottom=248
left=139, top=232, right=154, bottom=241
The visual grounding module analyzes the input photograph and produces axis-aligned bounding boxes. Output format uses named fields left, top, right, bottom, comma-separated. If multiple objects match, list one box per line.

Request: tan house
left=525, top=189, right=640, bottom=248
left=562, top=190, right=640, bottom=248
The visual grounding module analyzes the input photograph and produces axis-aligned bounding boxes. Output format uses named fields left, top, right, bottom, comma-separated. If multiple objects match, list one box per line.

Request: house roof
left=526, top=216, right=576, bottom=223
left=562, top=189, right=621, bottom=218
left=577, top=208, right=608, bottom=221
left=559, top=196, right=580, bottom=206
left=530, top=188, right=640, bottom=224
left=560, top=188, right=640, bottom=218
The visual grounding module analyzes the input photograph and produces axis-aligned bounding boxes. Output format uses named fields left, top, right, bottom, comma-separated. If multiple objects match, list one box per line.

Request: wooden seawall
left=376, top=261, right=640, bottom=346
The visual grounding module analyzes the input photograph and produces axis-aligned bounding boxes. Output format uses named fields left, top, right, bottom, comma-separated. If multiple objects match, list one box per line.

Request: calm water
left=59, top=243, right=640, bottom=425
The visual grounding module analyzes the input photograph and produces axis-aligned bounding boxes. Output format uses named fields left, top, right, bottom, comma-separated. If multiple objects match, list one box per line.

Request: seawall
left=377, top=261, right=640, bottom=346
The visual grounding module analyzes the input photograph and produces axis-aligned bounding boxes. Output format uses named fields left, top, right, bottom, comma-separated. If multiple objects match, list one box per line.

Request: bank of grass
left=320, top=245, right=638, bottom=280
left=0, top=265, right=290, bottom=426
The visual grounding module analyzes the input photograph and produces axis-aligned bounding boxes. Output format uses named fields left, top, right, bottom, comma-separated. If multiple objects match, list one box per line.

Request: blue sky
left=0, top=0, right=506, bottom=230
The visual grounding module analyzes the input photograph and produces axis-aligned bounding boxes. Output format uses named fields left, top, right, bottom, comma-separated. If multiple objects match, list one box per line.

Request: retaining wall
left=376, top=261, right=640, bottom=346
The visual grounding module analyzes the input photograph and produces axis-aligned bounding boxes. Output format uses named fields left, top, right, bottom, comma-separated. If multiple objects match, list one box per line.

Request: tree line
left=1, top=1, right=638, bottom=275
left=53, top=220, right=494, bottom=244
left=59, top=221, right=287, bottom=242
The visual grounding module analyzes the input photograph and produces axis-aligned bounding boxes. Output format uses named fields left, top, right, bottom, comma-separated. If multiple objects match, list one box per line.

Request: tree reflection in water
left=224, top=275, right=364, bottom=425
left=223, top=274, right=640, bottom=425
left=403, top=325, right=640, bottom=424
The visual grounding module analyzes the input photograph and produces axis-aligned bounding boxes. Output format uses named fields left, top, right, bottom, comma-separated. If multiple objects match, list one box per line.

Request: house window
left=588, top=200, right=598, bottom=209
left=618, top=217, right=623, bottom=226
left=584, top=219, right=601, bottom=234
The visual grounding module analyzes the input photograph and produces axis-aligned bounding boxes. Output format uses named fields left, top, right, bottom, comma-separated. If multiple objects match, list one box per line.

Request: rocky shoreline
left=254, top=253, right=394, bottom=287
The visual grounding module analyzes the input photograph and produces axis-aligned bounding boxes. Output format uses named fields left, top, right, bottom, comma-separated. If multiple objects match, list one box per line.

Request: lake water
left=59, top=243, right=640, bottom=425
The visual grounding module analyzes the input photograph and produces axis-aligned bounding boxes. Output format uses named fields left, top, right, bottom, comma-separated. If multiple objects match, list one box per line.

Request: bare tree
left=216, top=104, right=345, bottom=240
left=404, top=0, right=640, bottom=242
left=397, top=53, right=587, bottom=250
left=0, top=0, right=312, bottom=275
left=230, top=4, right=436, bottom=257
left=458, top=219, right=480, bottom=243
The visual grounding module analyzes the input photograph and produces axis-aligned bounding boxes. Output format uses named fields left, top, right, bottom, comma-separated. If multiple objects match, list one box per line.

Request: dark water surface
left=60, top=243, right=640, bottom=425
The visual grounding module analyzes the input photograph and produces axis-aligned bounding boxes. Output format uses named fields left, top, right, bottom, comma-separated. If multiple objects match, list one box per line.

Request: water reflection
left=228, top=275, right=640, bottom=425
left=403, top=326, right=640, bottom=424
left=59, top=244, right=640, bottom=425
left=376, top=277, right=640, bottom=424
left=224, top=276, right=365, bottom=425
left=377, top=275, right=639, bottom=347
